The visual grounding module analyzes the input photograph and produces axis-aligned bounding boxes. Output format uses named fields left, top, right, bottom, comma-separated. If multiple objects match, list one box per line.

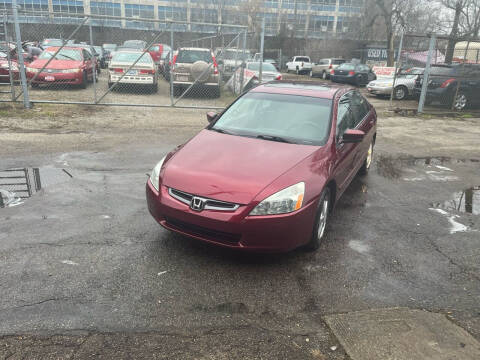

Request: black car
left=331, top=63, right=376, bottom=86
left=414, top=64, right=480, bottom=110
left=93, top=46, right=107, bottom=69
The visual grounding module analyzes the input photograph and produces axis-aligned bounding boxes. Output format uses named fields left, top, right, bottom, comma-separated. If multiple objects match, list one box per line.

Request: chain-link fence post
left=390, top=29, right=404, bottom=107
left=240, top=30, right=246, bottom=93
left=89, top=21, right=97, bottom=103
left=2, top=14, right=16, bottom=101
left=259, top=17, right=265, bottom=83
left=170, top=22, right=174, bottom=106
left=12, top=0, right=30, bottom=109
left=418, top=34, right=436, bottom=114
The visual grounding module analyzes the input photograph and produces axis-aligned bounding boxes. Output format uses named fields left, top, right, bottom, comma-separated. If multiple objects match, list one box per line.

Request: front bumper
left=28, top=71, right=83, bottom=85
left=367, top=84, right=392, bottom=95
left=146, top=180, right=317, bottom=252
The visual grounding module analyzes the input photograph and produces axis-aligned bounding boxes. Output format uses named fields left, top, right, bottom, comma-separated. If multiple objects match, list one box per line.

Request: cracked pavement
left=0, top=106, right=480, bottom=359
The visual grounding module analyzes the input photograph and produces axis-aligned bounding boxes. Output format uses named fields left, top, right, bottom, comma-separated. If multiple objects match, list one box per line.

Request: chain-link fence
left=1, top=8, right=249, bottom=109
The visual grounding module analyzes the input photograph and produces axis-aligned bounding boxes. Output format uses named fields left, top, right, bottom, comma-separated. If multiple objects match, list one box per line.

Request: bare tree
left=440, top=0, right=480, bottom=63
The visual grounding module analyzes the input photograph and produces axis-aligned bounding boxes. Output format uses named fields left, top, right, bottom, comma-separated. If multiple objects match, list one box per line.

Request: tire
left=296, top=67, right=299, bottom=75
left=452, top=92, right=468, bottom=110
left=359, top=141, right=374, bottom=176
left=393, top=85, right=408, bottom=100
left=309, top=70, right=314, bottom=78
left=322, top=71, right=328, bottom=80
left=79, top=71, right=87, bottom=89
left=305, top=188, right=331, bottom=251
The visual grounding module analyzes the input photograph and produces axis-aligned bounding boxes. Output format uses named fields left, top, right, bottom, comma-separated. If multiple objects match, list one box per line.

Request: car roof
left=250, top=81, right=352, bottom=99
left=178, top=47, right=211, bottom=51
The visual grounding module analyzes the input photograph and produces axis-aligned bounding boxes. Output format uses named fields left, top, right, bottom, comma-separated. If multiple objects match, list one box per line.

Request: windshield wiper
left=57, top=54, right=77, bottom=61
left=256, top=134, right=291, bottom=143
left=211, top=128, right=234, bottom=135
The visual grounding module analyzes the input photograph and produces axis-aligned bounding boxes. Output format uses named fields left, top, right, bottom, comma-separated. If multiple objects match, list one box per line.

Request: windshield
left=246, top=62, right=277, bottom=72
left=223, top=50, right=251, bottom=61
left=176, top=50, right=212, bottom=64
left=42, top=39, right=63, bottom=47
left=123, top=41, right=145, bottom=49
left=39, top=49, right=82, bottom=61
left=211, top=92, right=332, bottom=146
left=337, top=63, right=355, bottom=70
left=112, top=52, right=153, bottom=64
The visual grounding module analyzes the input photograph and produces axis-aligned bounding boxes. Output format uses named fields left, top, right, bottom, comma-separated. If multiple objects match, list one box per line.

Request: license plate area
left=177, top=75, right=189, bottom=82
left=127, top=70, right=137, bottom=75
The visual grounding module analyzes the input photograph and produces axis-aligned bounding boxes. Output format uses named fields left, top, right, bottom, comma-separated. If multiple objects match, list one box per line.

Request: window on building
left=124, top=3, right=154, bottom=19
left=308, top=15, right=335, bottom=33
left=52, top=0, right=84, bottom=14
left=90, top=1, right=121, bottom=17
left=158, top=6, right=187, bottom=22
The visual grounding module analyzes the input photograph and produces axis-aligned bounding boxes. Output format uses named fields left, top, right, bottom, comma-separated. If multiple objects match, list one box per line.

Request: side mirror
left=206, top=111, right=217, bottom=123
left=341, top=129, right=365, bottom=144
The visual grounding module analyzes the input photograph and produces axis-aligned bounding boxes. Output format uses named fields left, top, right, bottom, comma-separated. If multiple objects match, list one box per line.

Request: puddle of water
left=429, top=208, right=470, bottom=234
left=0, top=167, right=72, bottom=208
left=431, top=187, right=480, bottom=215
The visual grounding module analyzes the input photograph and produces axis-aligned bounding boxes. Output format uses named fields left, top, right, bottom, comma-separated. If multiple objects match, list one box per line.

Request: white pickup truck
left=286, top=56, right=312, bottom=75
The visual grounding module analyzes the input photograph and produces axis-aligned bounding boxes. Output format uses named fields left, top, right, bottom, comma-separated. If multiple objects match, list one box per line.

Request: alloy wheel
left=453, top=93, right=467, bottom=110
left=317, top=197, right=329, bottom=240
left=366, top=142, right=373, bottom=170
left=394, top=87, right=406, bottom=100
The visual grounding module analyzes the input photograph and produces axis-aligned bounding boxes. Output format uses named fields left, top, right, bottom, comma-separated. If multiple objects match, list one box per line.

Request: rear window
left=332, top=59, right=346, bottom=65
left=149, top=45, right=160, bottom=52
left=246, top=62, right=277, bottom=72
left=176, top=50, right=212, bottom=64
left=296, top=57, right=310, bottom=62
left=112, top=52, right=153, bottom=64
left=337, top=63, right=355, bottom=70
left=123, top=41, right=145, bottom=49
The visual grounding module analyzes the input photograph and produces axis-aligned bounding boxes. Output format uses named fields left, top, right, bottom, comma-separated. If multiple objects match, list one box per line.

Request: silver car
left=245, top=62, right=282, bottom=85
left=367, top=67, right=424, bottom=100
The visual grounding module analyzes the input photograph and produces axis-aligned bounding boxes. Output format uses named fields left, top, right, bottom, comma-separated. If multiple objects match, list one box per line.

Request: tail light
left=212, top=53, right=219, bottom=75
left=440, top=78, right=455, bottom=88
left=275, top=74, right=282, bottom=80
left=329, top=64, right=333, bottom=69
left=170, top=54, right=177, bottom=70
left=113, top=68, right=123, bottom=73
left=140, top=69, right=155, bottom=75
left=330, top=69, right=335, bottom=75
left=349, top=71, right=355, bottom=76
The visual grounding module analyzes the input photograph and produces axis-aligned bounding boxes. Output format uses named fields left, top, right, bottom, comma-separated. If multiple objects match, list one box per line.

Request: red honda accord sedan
left=146, top=81, right=376, bottom=252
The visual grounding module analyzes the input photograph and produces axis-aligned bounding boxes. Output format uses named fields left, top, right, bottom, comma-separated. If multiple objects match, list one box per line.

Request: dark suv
left=414, top=64, right=480, bottom=110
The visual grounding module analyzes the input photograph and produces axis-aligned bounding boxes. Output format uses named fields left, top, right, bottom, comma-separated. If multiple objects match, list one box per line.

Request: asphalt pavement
left=1, top=130, right=479, bottom=359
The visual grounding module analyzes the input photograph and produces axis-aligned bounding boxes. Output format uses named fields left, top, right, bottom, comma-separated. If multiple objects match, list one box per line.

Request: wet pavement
left=1, top=143, right=480, bottom=359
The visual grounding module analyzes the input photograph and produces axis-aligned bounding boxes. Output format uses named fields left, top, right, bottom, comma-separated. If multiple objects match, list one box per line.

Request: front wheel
left=309, top=70, right=313, bottom=78
left=305, top=188, right=331, bottom=251
left=79, top=71, right=87, bottom=89
left=394, top=85, right=408, bottom=100
left=322, top=71, right=327, bottom=80
left=359, top=141, right=374, bottom=176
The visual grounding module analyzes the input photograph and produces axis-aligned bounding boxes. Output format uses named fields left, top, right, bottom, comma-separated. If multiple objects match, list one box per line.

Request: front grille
left=165, top=216, right=241, bottom=244
left=168, top=188, right=239, bottom=211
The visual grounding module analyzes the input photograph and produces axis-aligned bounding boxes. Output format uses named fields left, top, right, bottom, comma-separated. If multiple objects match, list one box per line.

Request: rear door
left=82, top=49, right=92, bottom=77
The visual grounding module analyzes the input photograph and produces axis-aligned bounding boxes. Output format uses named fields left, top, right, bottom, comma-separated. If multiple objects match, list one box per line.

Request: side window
left=82, top=50, right=90, bottom=60
left=351, top=91, right=369, bottom=126
left=336, top=94, right=355, bottom=142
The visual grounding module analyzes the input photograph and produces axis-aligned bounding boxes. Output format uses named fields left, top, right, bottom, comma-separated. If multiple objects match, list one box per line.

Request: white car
left=108, top=50, right=158, bottom=93
left=216, top=48, right=251, bottom=80
left=367, top=67, right=424, bottom=100
left=245, top=62, right=282, bottom=84
left=286, top=56, right=312, bottom=75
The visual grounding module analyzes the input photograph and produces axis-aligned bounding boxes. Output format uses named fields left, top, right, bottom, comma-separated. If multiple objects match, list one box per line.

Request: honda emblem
left=190, top=196, right=205, bottom=211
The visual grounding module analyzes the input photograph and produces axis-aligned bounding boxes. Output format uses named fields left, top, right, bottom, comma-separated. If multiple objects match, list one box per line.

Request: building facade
left=0, top=0, right=364, bottom=38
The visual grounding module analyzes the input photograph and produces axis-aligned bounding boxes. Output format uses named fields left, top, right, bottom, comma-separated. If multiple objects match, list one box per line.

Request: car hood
left=30, top=59, right=83, bottom=69
left=162, top=129, right=318, bottom=204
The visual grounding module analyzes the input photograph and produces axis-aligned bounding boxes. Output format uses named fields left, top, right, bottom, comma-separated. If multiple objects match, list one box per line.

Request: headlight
left=62, top=68, right=81, bottom=73
left=250, top=182, right=305, bottom=216
left=149, top=156, right=166, bottom=191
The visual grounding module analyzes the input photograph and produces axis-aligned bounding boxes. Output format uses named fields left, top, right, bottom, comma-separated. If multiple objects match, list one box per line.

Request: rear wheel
left=453, top=92, right=468, bottom=110
left=309, top=70, right=314, bottom=78
left=296, top=67, right=300, bottom=75
left=359, top=141, right=374, bottom=176
left=322, top=71, right=327, bottom=80
left=305, top=188, right=331, bottom=251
